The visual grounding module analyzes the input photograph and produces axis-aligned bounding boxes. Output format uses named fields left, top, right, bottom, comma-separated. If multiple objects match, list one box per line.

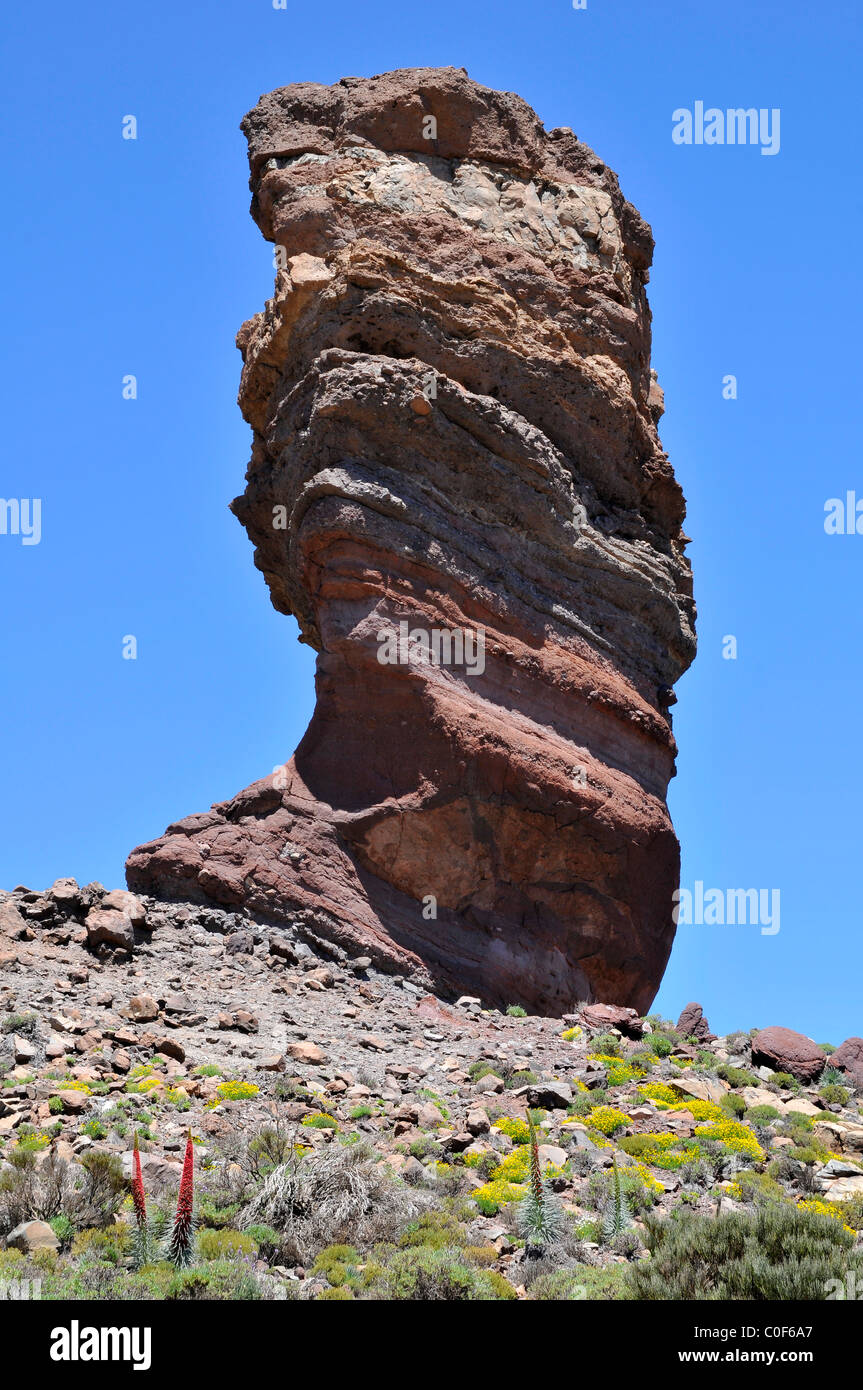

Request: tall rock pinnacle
left=127, top=67, right=696, bottom=1014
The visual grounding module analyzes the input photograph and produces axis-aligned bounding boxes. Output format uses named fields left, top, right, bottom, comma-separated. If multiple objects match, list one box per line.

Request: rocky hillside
left=2, top=878, right=862, bottom=1301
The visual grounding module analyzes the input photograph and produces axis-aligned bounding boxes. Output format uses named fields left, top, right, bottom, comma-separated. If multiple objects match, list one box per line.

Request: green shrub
left=2, top=1012, right=37, bottom=1034
left=49, top=1214, right=75, bottom=1248
left=506, top=1005, right=526, bottom=1018
left=567, top=1091, right=606, bottom=1116
left=71, top=1226, right=130, bottom=1265
left=375, top=1246, right=515, bottom=1300
left=197, top=1197, right=241, bottom=1230
left=819, top=1083, right=850, bottom=1107
left=628, top=1050, right=657, bottom=1073
left=717, top=1065, right=758, bottom=1089
left=81, top=1119, right=107, bottom=1140
left=618, top=1134, right=660, bottom=1159
left=627, top=1204, right=863, bottom=1299
left=720, top=1093, right=746, bottom=1117
left=745, top=1105, right=781, bottom=1125
left=735, top=1171, right=785, bottom=1205
left=312, top=1244, right=361, bottom=1286
left=467, top=1060, right=502, bottom=1083
left=245, top=1224, right=282, bottom=1259
left=786, top=1111, right=815, bottom=1134
left=408, top=1135, right=443, bottom=1161
left=505, top=1070, right=538, bottom=1089
left=197, top=1228, right=258, bottom=1261
left=77, top=1150, right=126, bottom=1225
left=349, top=1105, right=373, bottom=1120
left=301, top=1113, right=338, bottom=1131
left=463, top=1244, right=498, bottom=1266
left=48, top=1096, right=64, bottom=1115
left=246, top=1125, right=294, bottom=1176
left=529, top=1264, right=632, bottom=1300
left=398, top=1211, right=465, bottom=1250
left=769, top=1071, right=800, bottom=1092
left=194, top=1064, right=223, bottom=1078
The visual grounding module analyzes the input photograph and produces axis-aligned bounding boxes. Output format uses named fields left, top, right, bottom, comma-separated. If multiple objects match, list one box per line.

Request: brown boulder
left=676, top=1002, right=715, bottom=1042
left=7, top=1220, right=60, bottom=1253
left=580, top=1004, right=644, bottom=1038
left=125, top=995, right=159, bottom=1022
left=751, top=1026, right=826, bottom=1083
left=54, top=1089, right=90, bottom=1114
left=832, top=1038, right=863, bottom=1090
left=85, top=889, right=147, bottom=949
left=125, top=67, right=695, bottom=1016
left=286, top=1041, right=324, bottom=1064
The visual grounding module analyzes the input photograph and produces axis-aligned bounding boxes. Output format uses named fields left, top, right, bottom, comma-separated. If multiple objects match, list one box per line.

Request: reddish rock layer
left=127, top=68, right=696, bottom=1014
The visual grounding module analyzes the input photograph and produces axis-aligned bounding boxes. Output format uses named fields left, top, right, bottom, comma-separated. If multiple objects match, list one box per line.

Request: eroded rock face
left=126, top=68, right=696, bottom=1014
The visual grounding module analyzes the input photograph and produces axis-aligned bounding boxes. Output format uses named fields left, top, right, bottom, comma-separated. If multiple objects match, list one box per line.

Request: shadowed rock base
left=126, top=67, right=696, bottom=1015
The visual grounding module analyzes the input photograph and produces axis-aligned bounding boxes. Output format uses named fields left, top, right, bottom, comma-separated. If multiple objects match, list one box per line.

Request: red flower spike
left=168, top=1129, right=196, bottom=1268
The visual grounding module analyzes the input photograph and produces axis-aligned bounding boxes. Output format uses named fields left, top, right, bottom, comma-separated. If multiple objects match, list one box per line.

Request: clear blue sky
left=1, top=0, right=860, bottom=1043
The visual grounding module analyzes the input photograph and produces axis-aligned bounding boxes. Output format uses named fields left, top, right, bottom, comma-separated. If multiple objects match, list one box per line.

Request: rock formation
left=676, top=1002, right=715, bottom=1043
left=833, top=1038, right=863, bottom=1090
left=126, top=67, right=696, bottom=1014
left=751, top=1027, right=827, bottom=1084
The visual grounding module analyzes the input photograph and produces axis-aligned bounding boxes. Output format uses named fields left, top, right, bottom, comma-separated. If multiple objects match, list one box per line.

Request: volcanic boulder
left=751, top=1027, right=827, bottom=1083
left=676, top=1002, right=715, bottom=1043
left=126, top=68, right=696, bottom=1014
left=832, top=1038, right=863, bottom=1090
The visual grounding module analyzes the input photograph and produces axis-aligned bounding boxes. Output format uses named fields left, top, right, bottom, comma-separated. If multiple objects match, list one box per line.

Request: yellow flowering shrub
left=472, top=1179, right=525, bottom=1208
left=128, top=1063, right=156, bottom=1080
left=798, top=1199, right=855, bottom=1234
left=638, top=1082, right=679, bottom=1106
left=585, top=1106, right=630, bottom=1136
left=561, top=1026, right=583, bottom=1042
left=493, top=1117, right=530, bottom=1145
left=492, top=1147, right=530, bottom=1182
left=588, top=1054, right=646, bottom=1086
left=694, top=1118, right=764, bottom=1161
left=216, top=1080, right=260, bottom=1102
left=631, top=1161, right=665, bottom=1194
left=682, top=1099, right=724, bottom=1122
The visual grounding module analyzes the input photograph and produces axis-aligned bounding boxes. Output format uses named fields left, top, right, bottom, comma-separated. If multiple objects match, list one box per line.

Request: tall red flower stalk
left=130, top=1132, right=152, bottom=1268
left=167, top=1129, right=196, bottom=1268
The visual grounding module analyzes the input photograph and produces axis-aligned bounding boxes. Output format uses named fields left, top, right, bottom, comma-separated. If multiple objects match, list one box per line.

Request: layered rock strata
left=127, top=67, right=696, bottom=1014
